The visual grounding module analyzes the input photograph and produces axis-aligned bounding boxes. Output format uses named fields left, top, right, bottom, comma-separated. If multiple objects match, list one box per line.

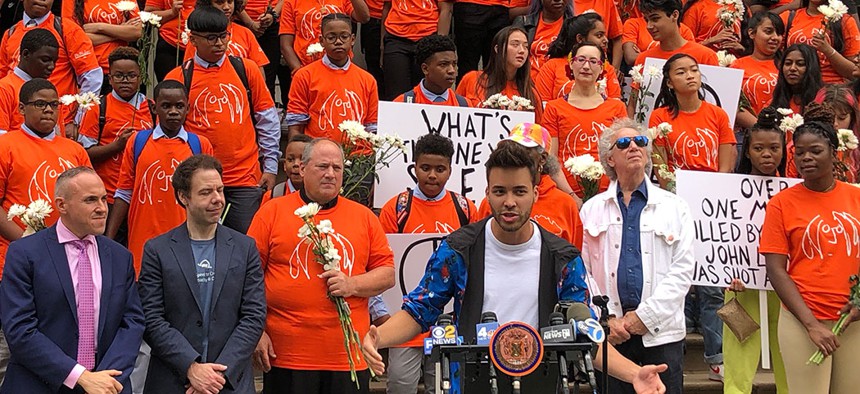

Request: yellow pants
left=722, top=290, right=788, bottom=394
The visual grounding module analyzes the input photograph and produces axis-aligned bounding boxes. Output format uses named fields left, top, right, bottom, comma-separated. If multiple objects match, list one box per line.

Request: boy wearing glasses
left=0, top=28, right=60, bottom=135
left=0, top=77, right=91, bottom=278
left=165, top=5, right=281, bottom=234
left=579, top=118, right=693, bottom=394
left=78, top=46, right=153, bottom=240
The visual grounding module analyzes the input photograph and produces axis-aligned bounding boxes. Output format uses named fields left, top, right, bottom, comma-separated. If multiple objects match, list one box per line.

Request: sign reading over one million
left=375, top=102, right=535, bottom=208
left=676, top=170, right=801, bottom=290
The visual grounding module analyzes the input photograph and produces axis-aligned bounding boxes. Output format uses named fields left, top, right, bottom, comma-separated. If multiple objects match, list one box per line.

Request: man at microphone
left=361, top=138, right=668, bottom=393
left=579, top=119, right=694, bottom=394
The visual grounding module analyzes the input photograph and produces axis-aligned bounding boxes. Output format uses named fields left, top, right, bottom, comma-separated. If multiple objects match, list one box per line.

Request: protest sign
left=676, top=170, right=802, bottom=290
left=375, top=102, right=535, bottom=208
left=381, top=233, right=451, bottom=314
left=639, top=58, right=744, bottom=128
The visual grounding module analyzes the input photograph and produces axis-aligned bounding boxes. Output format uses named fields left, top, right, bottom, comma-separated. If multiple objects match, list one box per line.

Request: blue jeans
left=688, top=286, right=724, bottom=364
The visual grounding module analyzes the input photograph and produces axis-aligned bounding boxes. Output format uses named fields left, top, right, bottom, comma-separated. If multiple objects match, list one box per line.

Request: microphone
left=542, top=312, right=571, bottom=394
left=477, top=312, right=500, bottom=394
left=435, top=313, right=455, bottom=394
left=566, top=303, right=606, bottom=344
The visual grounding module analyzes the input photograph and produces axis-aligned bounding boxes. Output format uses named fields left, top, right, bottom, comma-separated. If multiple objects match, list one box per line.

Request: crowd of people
left=0, top=0, right=855, bottom=392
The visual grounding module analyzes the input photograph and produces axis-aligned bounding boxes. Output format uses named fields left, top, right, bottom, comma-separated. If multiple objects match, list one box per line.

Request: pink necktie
left=73, top=240, right=96, bottom=370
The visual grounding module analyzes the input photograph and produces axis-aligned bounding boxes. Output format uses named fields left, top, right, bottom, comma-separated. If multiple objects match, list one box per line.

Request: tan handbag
left=717, top=293, right=760, bottom=343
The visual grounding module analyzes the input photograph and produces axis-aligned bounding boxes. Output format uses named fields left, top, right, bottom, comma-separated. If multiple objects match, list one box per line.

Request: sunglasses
left=612, top=135, right=649, bottom=150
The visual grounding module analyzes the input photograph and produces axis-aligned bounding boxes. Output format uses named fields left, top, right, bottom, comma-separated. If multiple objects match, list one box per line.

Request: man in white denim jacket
left=580, top=119, right=694, bottom=394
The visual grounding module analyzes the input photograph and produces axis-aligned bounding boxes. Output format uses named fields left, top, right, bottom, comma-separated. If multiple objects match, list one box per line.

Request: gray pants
left=0, top=329, right=9, bottom=388
left=386, top=347, right=435, bottom=394
left=130, top=341, right=151, bottom=394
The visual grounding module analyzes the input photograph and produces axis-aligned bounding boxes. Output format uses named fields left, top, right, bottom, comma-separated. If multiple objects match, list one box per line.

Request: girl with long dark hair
left=770, top=43, right=822, bottom=114
left=512, top=0, right=574, bottom=77
left=731, top=11, right=784, bottom=129
left=780, top=0, right=859, bottom=83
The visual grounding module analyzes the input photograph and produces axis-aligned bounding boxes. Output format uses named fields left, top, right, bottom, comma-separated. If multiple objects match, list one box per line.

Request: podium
left=433, top=342, right=596, bottom=394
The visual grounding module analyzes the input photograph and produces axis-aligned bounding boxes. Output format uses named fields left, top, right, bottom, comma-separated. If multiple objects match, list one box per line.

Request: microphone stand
left=488, top=354, right=499, bottom=394
left=512, top=376, right=521, bottom=394
left=593, top=296, right=610, bottom=394
left=558, top=351, right=570, bottom=394
left=441, top=350, right=451, bottom=394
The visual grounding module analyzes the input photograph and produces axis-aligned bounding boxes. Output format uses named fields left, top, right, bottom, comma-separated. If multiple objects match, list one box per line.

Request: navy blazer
left=138, top=223, right=265, bottom=394
left=0, top=225, right=145, bottom=394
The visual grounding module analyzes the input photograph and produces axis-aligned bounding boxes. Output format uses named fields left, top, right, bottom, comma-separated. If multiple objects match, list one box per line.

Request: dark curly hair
left=414, top=133, right=454, bottom=162
left=796, top=102, right=839, bottom=151
left=737, top=107, right=787, bottom=175
left=485, top=140, right=539, bottom=186
left=415, top=34, right=457, bottom=66
left=108, top=46, right=139, bottom=66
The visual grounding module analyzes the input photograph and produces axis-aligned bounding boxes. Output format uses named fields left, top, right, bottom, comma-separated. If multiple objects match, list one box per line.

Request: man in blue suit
left=138, top=155, right=265, bottom=394
left=0, top=166, right=144, bottom=394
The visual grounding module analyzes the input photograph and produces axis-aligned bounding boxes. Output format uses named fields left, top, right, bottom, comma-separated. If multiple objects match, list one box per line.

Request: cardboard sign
left=381, top=233, right=452, bottom=316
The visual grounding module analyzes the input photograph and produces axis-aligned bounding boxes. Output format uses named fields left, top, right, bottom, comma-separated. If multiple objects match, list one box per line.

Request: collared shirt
left=114, top=125, right=188, bottom=203
left=22, top=12, right=49, bottom=27
left=322, top=54, right=351, bottom=70
left=21, top=123, right=57, bottom=141
left=286, top=178, right=298, bottom=193
left=12, top=67, right=32, bottom=82
left=56, top=218, right=103, bottom=389
left=368, top=295, right=390, bottom=322
left=193, top=54, right=227, bottom=69
left=616, top=178, right=649, bottom=311
left=412, top=184, right=443, bottom=202
left=110, top=91, right=145, bottom=110
left=418, top=79, right=449, bottom=103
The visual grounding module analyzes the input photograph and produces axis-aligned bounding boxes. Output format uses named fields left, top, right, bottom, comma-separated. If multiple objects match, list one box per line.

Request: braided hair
left=737, top=107, right=787, bottom=175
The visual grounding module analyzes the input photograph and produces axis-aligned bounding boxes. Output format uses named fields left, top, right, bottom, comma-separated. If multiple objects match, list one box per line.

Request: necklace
left=802, top=180, right=836, bottom=193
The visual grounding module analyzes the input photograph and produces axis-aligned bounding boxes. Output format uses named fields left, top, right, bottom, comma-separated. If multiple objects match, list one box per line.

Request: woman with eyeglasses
left=761, top=102, right=860, bottom=393
left=543, top=42, right=627, bottom=200
left=183, top=0, right=269, bottom=77
left=456, top=26, right=543, bottom=120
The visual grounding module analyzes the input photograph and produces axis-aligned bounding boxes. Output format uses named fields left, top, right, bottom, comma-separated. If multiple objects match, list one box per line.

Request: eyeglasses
left=612, top=135, right=649, bottom=150
left=192, top=31, right=231, bottom=45
left=571, top=56, right=602, bottom=67
left=23, top=100, right=60, bottom=110
left=323, top=33, right=352, bottom=43
left=110, top=73, right=139, bottom=81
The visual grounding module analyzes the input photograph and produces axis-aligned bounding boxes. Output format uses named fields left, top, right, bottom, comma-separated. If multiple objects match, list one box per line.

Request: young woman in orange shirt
left=731, top=11, right=784, bottom=130
left=780, top=0, right=860, bottom=83
left=812, top=85, right=859, bottom=182
left=761, top=103, right=860, bottom=393
left=512, top=0, right=574, bottom=78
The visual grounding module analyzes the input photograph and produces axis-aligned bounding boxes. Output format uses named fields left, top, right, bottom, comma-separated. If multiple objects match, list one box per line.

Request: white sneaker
left=708, top=364, right=724, bottom=383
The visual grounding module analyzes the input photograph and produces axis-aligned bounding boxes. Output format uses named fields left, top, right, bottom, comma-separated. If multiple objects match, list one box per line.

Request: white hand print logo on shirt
left=671, top=127, right=719, bottom=169
left=300, top=5, right=343, bottom=40
left=289, top=232, right=356, bottom=279
left=138, top=158, right=180, bottom=205
left=530, top=34, right=555, bottom=70
left=319, top=90, right=365, bottom=131
left=28, top=157, right=76, bottom=202
left=802, top=212, right=860, bottom=260
left=789, top=26, right=828, bottom=47
left=191, top=83, right=245, bottom=128
left=227, top=41, right=249, bottom=58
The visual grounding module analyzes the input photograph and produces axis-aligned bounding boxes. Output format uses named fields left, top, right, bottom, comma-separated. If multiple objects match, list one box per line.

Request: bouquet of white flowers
left=482, top=93, right=535, bottom=111
left=716, top=0, right=745, bottom=29
left=60, top=92, right=101, bottom=111
left=564, top=154, right=605, bottom=201
left=7, top=199, right=53, bottom=236
left=647, top=122, right=678, bottom=192
left=717, top=50, right=737, bottom=67
left=777, top=108, right=804, bottom=135
left=338, top=121, right=406, bottom=202
left=819, top=0, right=849, bottom=25
left=630, top=64, right=662, bottom=124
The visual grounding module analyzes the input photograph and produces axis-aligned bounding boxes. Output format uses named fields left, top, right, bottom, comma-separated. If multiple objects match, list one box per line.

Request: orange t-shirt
left=367, top=0, right=384, bottom=18
left=455, top=70, right=543, bottom=122
left=781, top=9, right=860, bottom=84
left=393, top=85, right=467, bottom=106
left=543, top=97, right=626, bottom=197
left=622, top=17, right=695, bottom=52
left=287, top=60, right=379, bottom=143
left=0, top=71, right=68, bottom=135
left=0, top=130, right=92, bottom=278
left=574, top=0, right=623, bottom=39
left=533, top=58, right=622, bottom=101
left=0, top=15, right=101, bottom=126
left=145, top=0, right=195, bottom=48
left=78, top=94, right=153, bottom=205
left=648, top=101, right=736, bottom=172
left=682, top=0, right=741, bottom=49
left=730, top=55, right=778, bottom=116
left=618, top=0, right=642, bottom=20
left=247, top=192, right=395, bottom=371
left=760, top=182, right=860, bottom=320
left=184, top=24, right=269, bottom=67
left=529, top=15, right=564, bottom=76
left=244, top=0, right=276, bottom=20
left=63, top=0, right=140, bottom=73
left=456, top=0, right=509, bottom=7
left=165, top=57, right=274, bottom=187
left=477, top=174, right=583, bottom=248
left=116, top=130, right=214, bottom=275
left=385, top=0, right=447, bottom=42
left=634, top=39, right=719, bottom=67
left=279, top=0, right=354, bottom=66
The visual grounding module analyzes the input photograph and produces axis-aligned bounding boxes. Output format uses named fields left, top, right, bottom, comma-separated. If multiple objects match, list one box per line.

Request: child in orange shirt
left=393, top=34, right=468, bottom=106
left=544, top=43, right=627, bottom=199
left=78, top=47, right=153, bottom=246
left=183, top=0, right=270, bottom=75
left=0, top=0, right=103, bottom=138
left=535, top=14, right=623, bottom=103
left=106, top=80, right=214, bottom=275
left=781, top=0, right=860, bottom=83
left=286, top=13, right=379, bottom=142
left=279, top=0, right=369, bottom=72
left=456, top=27, right=542, bottom=121
left=0, top=78, right=92, bottom=276
left=730, top=12, right=784, bottom=129
left=261, top=133, right=312, bottom=206
left=511, top=0, right=573, bottom=79
left=0, top=29, right=58, bottom=134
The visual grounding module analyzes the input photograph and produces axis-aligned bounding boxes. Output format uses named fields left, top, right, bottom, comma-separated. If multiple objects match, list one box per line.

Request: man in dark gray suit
left=138, top=155, right=266, bottom=394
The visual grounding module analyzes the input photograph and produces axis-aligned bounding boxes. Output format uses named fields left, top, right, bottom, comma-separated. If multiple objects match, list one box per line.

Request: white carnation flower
left=297, top=224, right=311, bottom=238
left=837, top=129, right=859, bottom=151
left=6, top=204, right=25, bottom=221
left=317, top=219, right=335, bottom=235
left=114, top=0, right=137, bottom=12
left=26, top=199, right=53, bottom=220
left=59, top=95, right=76, bottom=106
left=294, top=202, right=321, bottom=219
left=306, top=43, right=324, bottom=57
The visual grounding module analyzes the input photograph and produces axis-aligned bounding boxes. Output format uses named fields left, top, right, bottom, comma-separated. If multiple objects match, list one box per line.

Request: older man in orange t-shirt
left=247, top=138, right=394, bottom=394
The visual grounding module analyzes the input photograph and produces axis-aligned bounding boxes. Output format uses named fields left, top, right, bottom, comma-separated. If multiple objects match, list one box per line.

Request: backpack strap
left=403, top=90, right=416, bottom=103
left=449, top=191, right=471, bottom=228
left=97, top=95, right=108, bottom=143
left=182, top=59, right=195, bottom=94
left=784, top=10, right=797, bottom=50
left=270, top=182, right=287, bottom=198
left=186, top=132, right=202, bottom=155
left=394, top=189, right=414, bottom=234
left=455, top=94, right=469, bottom=107
left=132, top=129, right=154, bottom=165
left=228, top=56, right=257, bottom=128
